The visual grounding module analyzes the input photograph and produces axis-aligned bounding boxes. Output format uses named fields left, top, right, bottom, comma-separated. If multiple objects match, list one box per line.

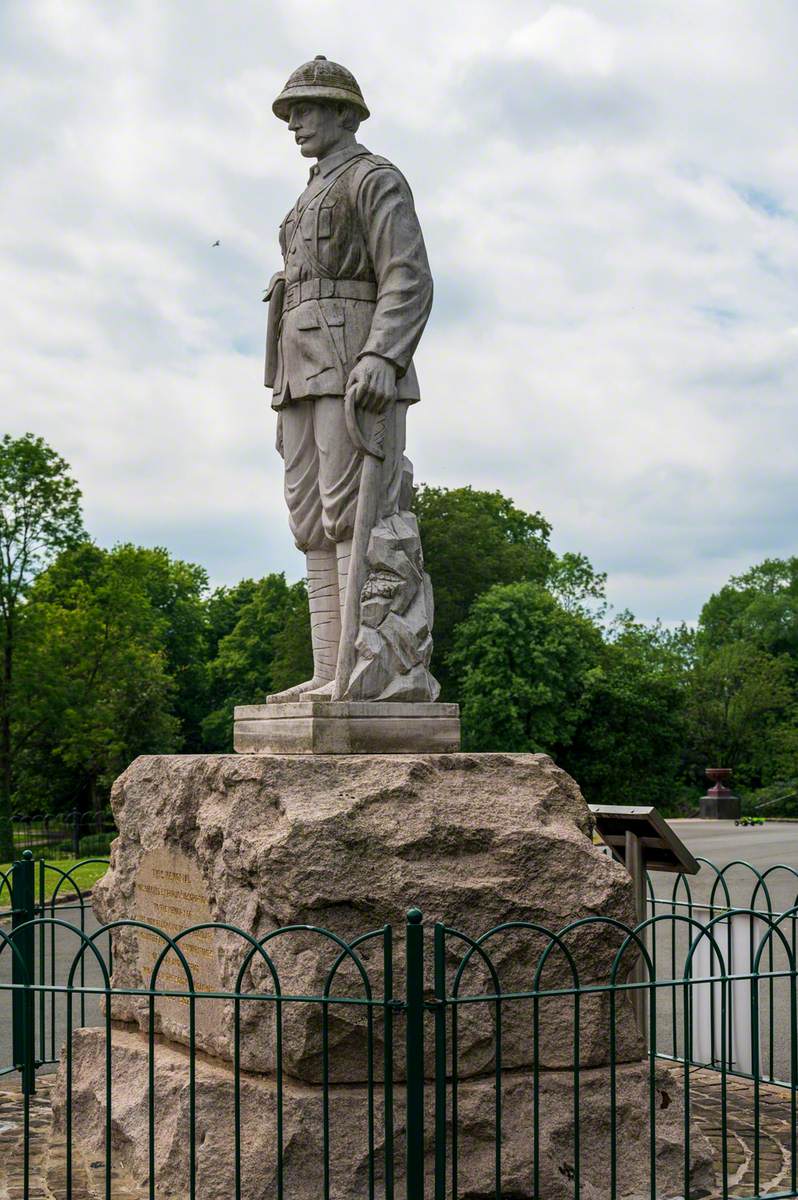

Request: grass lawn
left=0, top=858, right=109, bottom=908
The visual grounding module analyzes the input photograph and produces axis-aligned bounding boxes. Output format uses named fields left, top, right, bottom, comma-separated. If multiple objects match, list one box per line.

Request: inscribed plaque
left=133, top=848, right=223, bottom=1036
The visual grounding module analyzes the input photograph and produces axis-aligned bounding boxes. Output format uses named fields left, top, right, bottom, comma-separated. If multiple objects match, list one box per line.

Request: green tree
left=693, top=557, right=798, bottom=789
left=0, top=434, right=84, bottom=856
left=109, top=545, right=209, bottom=750
left=448, top=581, right=602, bottom=752
left=562, top=616, right=690, bottom=809
left=547, top=551, right=608, bottom=617
left=204, top=577, right=312, bottom=713
left=206, top=579, right=260, bottom=661
left=768, top=712, right=798, bottom=786
left=14, top=543, right=179, bottom=818
left=685, top=640, right=794, bottom=788
left=202, top=574, right=308, bottom=749
left=414, top=486, right=555, bottom=696
left=202, top=578, right=269, bottom=749
left=269, top=582, right=313, bottom=695
left=699, top=557, right=798, bottom=661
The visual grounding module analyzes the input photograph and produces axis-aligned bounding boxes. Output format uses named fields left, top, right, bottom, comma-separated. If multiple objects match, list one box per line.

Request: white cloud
left=508, top=6, right=617, bottom=77
left=1, top=0, right=798, bottom=623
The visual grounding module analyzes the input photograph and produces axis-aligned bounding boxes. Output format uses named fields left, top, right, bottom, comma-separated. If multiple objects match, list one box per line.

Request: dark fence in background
left=1, top=853, right=797, bottom=1197
left=11, top=811, right=116, bottom=858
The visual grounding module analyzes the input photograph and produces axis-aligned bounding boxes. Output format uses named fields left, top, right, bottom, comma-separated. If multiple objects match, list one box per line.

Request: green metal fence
left=1, top=851, right=798, bottom=1198
left=647, top=856, right=798, bottom=1085
left=0, top=851, right=112, bottom=1080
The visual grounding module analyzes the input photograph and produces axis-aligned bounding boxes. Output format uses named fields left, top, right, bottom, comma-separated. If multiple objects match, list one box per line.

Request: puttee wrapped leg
left=266, top=548, right=340, bottom=703
left=299, top=538, right=352, bottom=701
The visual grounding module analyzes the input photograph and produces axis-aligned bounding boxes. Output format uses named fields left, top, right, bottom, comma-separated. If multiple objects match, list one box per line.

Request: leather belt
left=283, top=278, right=377, bottom=311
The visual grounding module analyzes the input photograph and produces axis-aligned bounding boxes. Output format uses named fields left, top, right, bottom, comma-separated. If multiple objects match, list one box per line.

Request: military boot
left=266, top=547, right=340, bottom=703
left=300, top=537, right=352, bottom=701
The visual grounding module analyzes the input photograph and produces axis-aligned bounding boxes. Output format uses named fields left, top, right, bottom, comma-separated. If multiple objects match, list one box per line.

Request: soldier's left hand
left=347, top=354, right=397, bottom=413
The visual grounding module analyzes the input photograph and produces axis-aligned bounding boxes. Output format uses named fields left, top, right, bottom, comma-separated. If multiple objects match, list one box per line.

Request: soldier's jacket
left=267, top=143, right=433, bottom=410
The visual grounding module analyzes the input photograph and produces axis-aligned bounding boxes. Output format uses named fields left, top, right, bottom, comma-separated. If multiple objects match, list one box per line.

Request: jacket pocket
left=318, top=300, right=347, bottom=366
left=296, top=308, right=321, bottom=331
left=316, top=302, right=343, bottom=331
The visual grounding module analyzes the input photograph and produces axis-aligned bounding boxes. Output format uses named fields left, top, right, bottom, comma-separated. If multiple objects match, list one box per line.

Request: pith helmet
left=272, top=55, right=370, bottom=122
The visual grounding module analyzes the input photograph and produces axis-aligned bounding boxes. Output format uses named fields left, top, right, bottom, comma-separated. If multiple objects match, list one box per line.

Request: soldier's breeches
left=281, top=395, right=408, bottom=551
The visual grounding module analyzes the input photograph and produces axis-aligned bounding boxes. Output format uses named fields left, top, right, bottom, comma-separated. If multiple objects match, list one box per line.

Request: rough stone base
left=233, top=700, right=461, bottom=753
left=55, top=1027, right=716, bottom=1200
left=93, top=752, right=645, bottom=1079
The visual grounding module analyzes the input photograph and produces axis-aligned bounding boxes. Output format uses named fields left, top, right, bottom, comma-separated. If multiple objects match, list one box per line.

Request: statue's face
left=287, top=101, right=347, bottom=159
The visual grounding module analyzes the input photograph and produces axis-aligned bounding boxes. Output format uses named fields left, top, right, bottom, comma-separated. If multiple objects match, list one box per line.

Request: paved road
left=667, top=819, right=798, bottom=871
left=660, top=820, right=798, bottom=911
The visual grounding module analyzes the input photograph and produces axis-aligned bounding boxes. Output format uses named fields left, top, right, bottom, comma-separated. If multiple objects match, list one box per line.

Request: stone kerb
left=93, top=751, right=645, bottom=1083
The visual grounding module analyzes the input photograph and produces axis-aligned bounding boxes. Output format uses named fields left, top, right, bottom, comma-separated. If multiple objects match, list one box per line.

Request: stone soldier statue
left=264, top=56, right=439, bottom=704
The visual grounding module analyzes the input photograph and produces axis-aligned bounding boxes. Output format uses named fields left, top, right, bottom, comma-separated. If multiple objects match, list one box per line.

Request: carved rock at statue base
left=92, top=751, right=645, bottom=1082
left=345, top=510, right=439, bottom=703
left=56, top=1026, right=715, bottom=1200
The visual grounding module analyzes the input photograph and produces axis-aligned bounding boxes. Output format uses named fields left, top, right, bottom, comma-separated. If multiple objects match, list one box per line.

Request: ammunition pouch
left=263, top=271, right=286, bottom=388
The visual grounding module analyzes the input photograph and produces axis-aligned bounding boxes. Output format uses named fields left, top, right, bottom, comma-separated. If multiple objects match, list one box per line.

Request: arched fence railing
left=0, top=852, right=112, bottom=1073
left=646, top=856, right=798, bottom=1084
left=1, top=851, right=798, bottom=1197
left=1, top=853, right=396, bottom=1200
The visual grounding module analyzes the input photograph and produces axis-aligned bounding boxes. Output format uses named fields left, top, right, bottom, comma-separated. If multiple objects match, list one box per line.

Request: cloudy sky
left=2, top=1, right=797, bottom=623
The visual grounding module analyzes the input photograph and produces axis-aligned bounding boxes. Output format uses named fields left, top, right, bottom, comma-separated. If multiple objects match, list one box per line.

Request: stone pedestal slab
left=699, top=792, right=742, bottom=819
left=233, top=700, right=461, bottom=754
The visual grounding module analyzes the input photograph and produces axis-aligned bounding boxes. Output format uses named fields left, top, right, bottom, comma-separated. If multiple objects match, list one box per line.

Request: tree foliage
left=450, top=596, right=693, bottom=808
left=108, top=545, right=209, bottom=751
left=449, top=582, right=602, bottom=752
left=699, top=558, right=798, bottom=661
left=562, top=616, right=690, bottom=808
left=14, top=544, right=180, bottom=815
left=691, top=558, right=798, bottom=790
left=201, top=575, right=311, bottom=750
left=3, top=432, right=797, bottom=828
left=547, top=551, right=608, bottom=617
left=685, top=641, right=794, bottom=788
left=414, top=486, right=554, bottom=696
left=0, top=434, right=85, bottom=855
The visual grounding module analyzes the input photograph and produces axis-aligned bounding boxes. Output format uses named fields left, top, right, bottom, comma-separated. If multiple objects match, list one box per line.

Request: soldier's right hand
left=347, top=354, right=397, bottom=413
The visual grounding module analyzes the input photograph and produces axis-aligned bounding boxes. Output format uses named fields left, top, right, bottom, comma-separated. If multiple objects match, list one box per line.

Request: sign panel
left=589, top=805, right=700, bottom=876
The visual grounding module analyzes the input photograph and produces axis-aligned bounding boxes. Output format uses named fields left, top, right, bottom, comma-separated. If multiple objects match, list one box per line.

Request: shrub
left=78, top=832, right=114, bottom=856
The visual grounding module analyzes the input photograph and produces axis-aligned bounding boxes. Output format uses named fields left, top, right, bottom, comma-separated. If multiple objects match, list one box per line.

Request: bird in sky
left=212, top=240, right=220, bottom=247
